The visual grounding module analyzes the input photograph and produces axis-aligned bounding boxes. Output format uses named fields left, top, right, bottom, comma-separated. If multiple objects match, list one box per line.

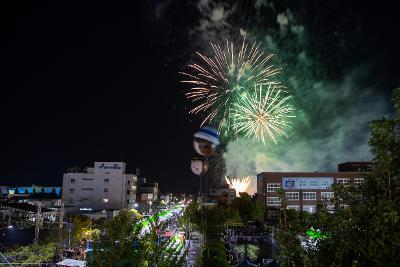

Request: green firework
left=231, top=83, right=295, bottom=144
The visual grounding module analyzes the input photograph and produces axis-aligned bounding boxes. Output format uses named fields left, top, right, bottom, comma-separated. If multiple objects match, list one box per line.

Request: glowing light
left=231, top=83, right=295, bottom=144
left=225, top=176, right=251, bottom=196
left=181, top=37, right=282, bottom=130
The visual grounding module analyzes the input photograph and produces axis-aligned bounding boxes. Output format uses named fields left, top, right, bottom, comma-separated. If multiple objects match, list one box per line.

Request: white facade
left=62, top=162, right=137, bottom=212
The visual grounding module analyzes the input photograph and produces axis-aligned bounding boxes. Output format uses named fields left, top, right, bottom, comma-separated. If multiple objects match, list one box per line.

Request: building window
left=310, top=180, right=318, bottom=187
left=104, top=188, right=108, bottom=193
left=267, top=210, right=279, bottom=219
left=337, top=178, right=350, bottom=185
left=267, top=197, right=281, bottom=206
left=82, top=188, right=93, bottom=191
left=321, top=192, right=334, bottom=200
left=287, top=205, right=300, bottom=210
left=104, top=178, right=109, bottom=183
left=303, top=205, right=316, bottom=213
left=68, top=198, right=73, bottom=203
left=70, top=178, right=75, bottom=184
left=303, top=192, right=316, bottom=200
left=354, top=178, right=364, bottom=185
left=266, top=183, right=281, bottom=192
left=69, top=188, right=74, bottom=193
left=285, top=192, right=299, bottom=200
left=103, top=198, right=109, bottom=203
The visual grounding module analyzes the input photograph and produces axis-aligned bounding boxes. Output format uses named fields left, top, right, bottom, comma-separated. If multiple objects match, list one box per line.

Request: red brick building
left=257, top=170, right=366, bottom=223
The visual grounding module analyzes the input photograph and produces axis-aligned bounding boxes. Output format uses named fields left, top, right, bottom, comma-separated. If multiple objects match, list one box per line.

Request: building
left=338, top=161, right=372, bottom=172
left=257, top=165, right=365, bottom=223
left=0, top=185, right=64, bottom=245
left=62, top=162, right=137, bottom=213
left=209, top=188, right=236, bottom=204
left=136, top=178, right=159, bottom=213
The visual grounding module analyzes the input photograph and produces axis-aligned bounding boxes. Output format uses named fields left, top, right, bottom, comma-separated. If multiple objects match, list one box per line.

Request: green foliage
left=70, top=214, right=92, bottom=244
left=201, top=240, right=230, bottom=267
left=5, top=243, right=56, bottom=264
left=87, top=209, right=186, bottom=267
left=182, top=200, right=241, bottom=239
left=231, top=192, right=265, bottom=224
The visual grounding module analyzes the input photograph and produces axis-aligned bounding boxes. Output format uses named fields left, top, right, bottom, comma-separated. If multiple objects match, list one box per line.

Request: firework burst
left=225, top=176, right=251, bottom=196
left=231, top=84, right=295, bottom=144
left=181, top=37, right=282, bottom=129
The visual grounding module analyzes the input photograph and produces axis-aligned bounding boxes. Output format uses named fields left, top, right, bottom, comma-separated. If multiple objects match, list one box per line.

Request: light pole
left=62, top=220, right=72, bottom=249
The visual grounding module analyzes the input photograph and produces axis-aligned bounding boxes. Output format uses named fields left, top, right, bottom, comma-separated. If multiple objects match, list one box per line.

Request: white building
left=62, top=162, right=137, bottom=213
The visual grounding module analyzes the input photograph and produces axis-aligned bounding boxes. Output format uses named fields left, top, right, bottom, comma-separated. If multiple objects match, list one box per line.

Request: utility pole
left=34, top=202, right=41, bottom=244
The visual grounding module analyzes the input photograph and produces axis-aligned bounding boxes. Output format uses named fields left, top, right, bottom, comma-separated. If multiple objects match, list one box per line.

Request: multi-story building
left=209, top=188, right=236, bottom=204
left=257, top=164, right=366, bottom=223
left=136, top=178, right=159, bottom=213
left=62, top=162, right=137, bottom=213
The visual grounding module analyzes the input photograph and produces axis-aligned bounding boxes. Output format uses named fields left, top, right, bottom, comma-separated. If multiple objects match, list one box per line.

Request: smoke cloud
left=152, top=0, right=391, bottom=194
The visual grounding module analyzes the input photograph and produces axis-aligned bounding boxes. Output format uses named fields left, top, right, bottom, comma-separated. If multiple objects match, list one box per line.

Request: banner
left=282, top=177, right=333, bottom=190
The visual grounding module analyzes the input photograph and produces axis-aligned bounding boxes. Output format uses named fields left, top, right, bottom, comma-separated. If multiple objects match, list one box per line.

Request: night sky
left=1, top=1, right=399, bottom=193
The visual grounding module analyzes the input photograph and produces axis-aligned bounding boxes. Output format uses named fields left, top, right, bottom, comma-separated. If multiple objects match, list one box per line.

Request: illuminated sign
left=282, top=177, right=333, bottom=190
left=97, top=163, right=122, bottom=170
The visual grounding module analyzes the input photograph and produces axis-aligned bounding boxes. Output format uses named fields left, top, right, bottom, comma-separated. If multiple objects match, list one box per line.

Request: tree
left=70, top=215, right=92, bottom=245
left=5, top=243, right=56, bottom=264
left=231, top=192, right=265, bottom=225
left=88, top=209, right=186, bottom=267
left=201, top=240, right=230, bottom=267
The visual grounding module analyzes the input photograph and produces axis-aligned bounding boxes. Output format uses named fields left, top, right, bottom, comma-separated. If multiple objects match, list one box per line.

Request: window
left=354, top=178, right=364, bottom=185
left=285, top=192, right=299, bottom=200
left=337, top=178, right=350, bottom=185
left=69, top=188, right=74, bottom=193
left=267, top=197, right=281, bottom=206
left=321, top=192, right=334, bottom=200
left=303, top=205, right=316, bottom=213
left=70, top=178, right=75, bottom=184
left=266, top=183, right=281, bottom=192
left=310, top=180, right=318, bottom=187
left=82, top=177, right=93, bottom=181
left=127, top=190, right=130, bottom=195
left=104, top=188, right=108, bottom=193
left=303, top=192, right=316, bottom=200
left=103, top=198, right=109, bottom=203
left=287, top=205, right=300, bottom=210
left=267, top=210, right=279, bottom=219
left=104, top=178, right=110, bottom=183
left=82, top=188, right=93, bottom=191
left=68, top=198, right=73, bottom=203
